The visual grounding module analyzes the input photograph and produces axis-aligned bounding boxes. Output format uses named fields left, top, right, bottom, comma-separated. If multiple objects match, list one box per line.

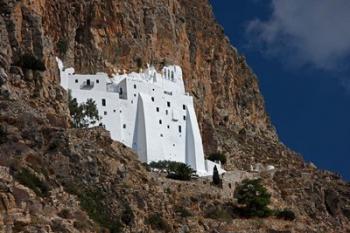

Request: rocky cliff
left=0, top=0, right=350, bottom=232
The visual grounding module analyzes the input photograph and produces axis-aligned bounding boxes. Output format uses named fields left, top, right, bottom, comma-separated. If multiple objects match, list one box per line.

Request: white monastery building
left=57, top=58, right=224, bottom=176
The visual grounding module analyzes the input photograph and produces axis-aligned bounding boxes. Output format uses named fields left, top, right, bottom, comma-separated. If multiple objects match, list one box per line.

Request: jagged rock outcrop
left=0, top=0, right=350, bottom=232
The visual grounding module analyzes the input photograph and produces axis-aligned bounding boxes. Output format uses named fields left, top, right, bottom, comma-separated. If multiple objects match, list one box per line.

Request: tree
left=167, top=161, right=196, bottom=181
left=149, top=160, right=196, bottom=181
left=207, top=152, right=227, bottom=165
left=234, top=178, right=272, bottom=217
left=212, top=165, right=222, bottom=187
left=68, top=90, right=100, bottom=128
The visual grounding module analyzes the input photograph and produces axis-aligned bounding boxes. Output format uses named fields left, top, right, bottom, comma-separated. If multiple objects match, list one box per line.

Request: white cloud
left=246, top=0, right=350, bottom=70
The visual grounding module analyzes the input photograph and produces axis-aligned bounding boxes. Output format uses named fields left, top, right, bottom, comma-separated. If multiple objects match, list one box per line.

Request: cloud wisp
left=246, top=0, right=350, bottom=71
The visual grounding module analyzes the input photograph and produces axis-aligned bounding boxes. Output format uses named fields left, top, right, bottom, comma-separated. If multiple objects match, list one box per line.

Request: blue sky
left=209, top=0, right=350, bottom=180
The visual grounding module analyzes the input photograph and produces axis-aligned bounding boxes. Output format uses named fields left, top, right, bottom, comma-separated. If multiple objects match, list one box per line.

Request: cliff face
left=1, top=0, right=350, bottom=232
left=43, top=0, right=277, bottom=151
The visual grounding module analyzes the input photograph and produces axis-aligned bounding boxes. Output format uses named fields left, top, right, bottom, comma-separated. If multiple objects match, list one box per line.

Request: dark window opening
left=104, top=111, right=107, bottom=115
left=167, top=101, right=170, bottom=107
left=160, top=134, right=163, bottom=137
left=167, top=125, right=170, bottom=129
left=119, top=88, right=123, bottom=95
left=159, top=120, right=162, bottom=124
left=96, top=80, right=99, bottom=84
left=123, top=124, right=126, bottom=129
left=134, top=94, right=136, bottom=97
left=102, top=99, right=106, bottom=106
left=156, top=107, right=159, bottom=112
left=134, top=84, right=136, bottom=89
left=151, top=97, right=155, bottom=102
left=178, top=125, right=182, bottom=133
left=183, top=116, right=186, bottom=120
left=75, top=79, right=78, bottom=83
left=131, top=100, right=133, bottom=104
left=113, top=110, right=116, bottom=113
left=166, top=110, right=168, bottom=115
left=86, top=79, right=91, bottom=86
left=183, top=105, right=186, bottom=110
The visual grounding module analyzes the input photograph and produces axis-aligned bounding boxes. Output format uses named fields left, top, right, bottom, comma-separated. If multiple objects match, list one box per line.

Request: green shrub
left=121, top=203, right=134, bottom=226
left=175, top=206, right=192, bottom=218
left=0, top=125, right=7, bottom=144
left=207, top=153, right=226, bottom=165
left=205, top=206, right=231, bottom=222
left=58, top=209, right=71, bottom=219
left=14, top=168, right=49, bottom=197
left=146, top=213, right=171, bottom=232
left=234, top=178, right=272, bottom=218
left=149, top=160, right=196, bottom=181
left=17, top=54, right=46, bottom=71
left=57, top=39, right=68, bottom=55
left=78, top=189, right=122, bottom=233
left=68, top=90, right=100, bottom=128
left=275, top=209, right=296, bottom=221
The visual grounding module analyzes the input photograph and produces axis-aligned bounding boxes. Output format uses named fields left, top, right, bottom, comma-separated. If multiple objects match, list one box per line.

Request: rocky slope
left=0, top=0, right=350, bottom=232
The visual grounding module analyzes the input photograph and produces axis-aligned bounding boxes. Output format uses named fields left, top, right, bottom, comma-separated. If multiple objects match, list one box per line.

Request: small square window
left=104, top=111, right=107, bottom=115
left=183, top=105, right=186, bottom=110
left=123, top=124, right=126, bottom=129
left=75, top=79, right=78, bottom=83
left=159, top=120, right=162, bottom=124
left=151, top=97, right=155, bottom=102
left=156, top=107, right=159, bottom=112
left=167, top=125, right=170, bottom=129
left=167, top=101, right=170, bottom=107
left=134, top=94, right=136, bottom=97
left=134, top=84, right=137, bottom=89
left=183, top=116, right=186, bottom=120
left=113, top=110, right=116, bottom=113
left=96, top=80, right=99, bottom=84
left=102, top=99, right=106, bottom=106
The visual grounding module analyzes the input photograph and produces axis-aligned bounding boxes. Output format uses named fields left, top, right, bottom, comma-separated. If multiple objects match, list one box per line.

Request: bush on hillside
left=149, top=160, right=196, bottom=181
left=146, top=213, right=171, bottom=232
left=275, top=209, right=296, bottom=221
left=207, top=152, right=227, bottom=165
left=14, top=168, right=49, bottom=197
left=234, top=178, right=272, bottom=217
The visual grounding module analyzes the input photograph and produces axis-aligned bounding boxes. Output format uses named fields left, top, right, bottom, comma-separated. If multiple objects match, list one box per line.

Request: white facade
left=57, top=58, right=224, bottom=176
